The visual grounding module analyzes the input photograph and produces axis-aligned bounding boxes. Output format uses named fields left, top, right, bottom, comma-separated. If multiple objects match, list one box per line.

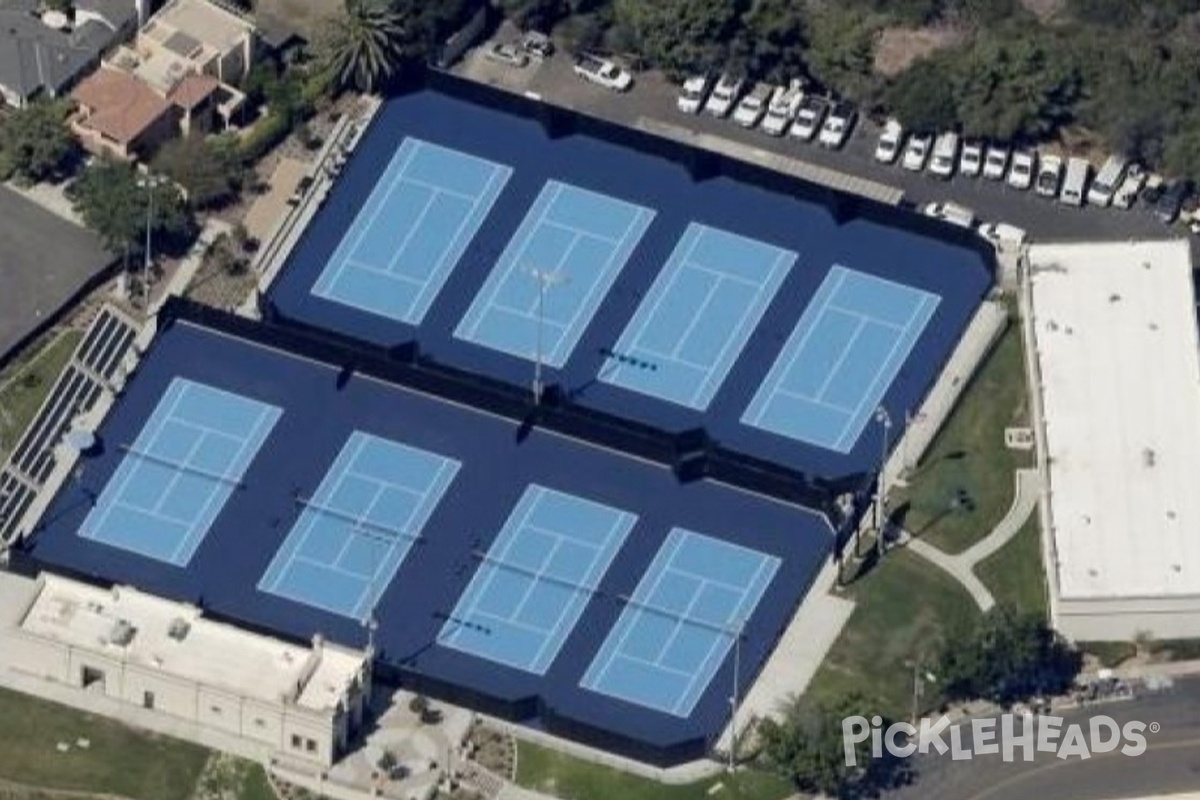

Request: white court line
left=614, top=651, right=693, bottom=678
left=400, top=175, right=477, bottom=203
left=341, top=257, right=425, bottom=286
left=539, top=218, right=622, bottom=247
left=769, top=387, right=854, bottom=414
left=812, top=311, right=868, bottom=401
left=313, top=139, right=424, bottom=296
left=825, top=302, right=907, bottom=332
left=377, top=182, right=443, bottom=276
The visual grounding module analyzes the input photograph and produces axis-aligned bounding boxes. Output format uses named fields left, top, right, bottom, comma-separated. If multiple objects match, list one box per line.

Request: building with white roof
left=0, top=571, right=370, bottom=767
left=1025, top=239, right=1200, bottom=640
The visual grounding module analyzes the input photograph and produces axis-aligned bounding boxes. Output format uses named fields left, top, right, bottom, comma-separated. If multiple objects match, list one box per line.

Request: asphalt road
left=461, top=48, right=1195, bottom=252
left=883, top=678, right=1200, bottom=800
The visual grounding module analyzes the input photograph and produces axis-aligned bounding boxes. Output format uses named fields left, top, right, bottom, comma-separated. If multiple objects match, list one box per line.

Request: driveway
left=0, top=186, right=111, bottom=364
left=458, top=49, right=1190, bottom=249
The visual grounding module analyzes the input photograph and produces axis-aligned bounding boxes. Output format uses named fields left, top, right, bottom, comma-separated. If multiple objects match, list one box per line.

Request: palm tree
left=319, top=0, right=410, bottom=94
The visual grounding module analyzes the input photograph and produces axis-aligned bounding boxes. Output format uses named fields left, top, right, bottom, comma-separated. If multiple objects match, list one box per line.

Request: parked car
left=902, top=133, right=932, bottom=171
left=573, top=53, right=632, bottom=91
left=929, top=132, right=960, bottom=178
left=1060, top=157, right=1091, bottom=206
left=818, top=102, right=856, bottom=148
left=789, top=96, right=826, bottom=141
left=761, top=79, right=805, bottom=136
left=983, top=145, right=1010, bottom=180
left=922, top=201, right=976, bottom=228
left=484, top=41, right=529, bottom=67
left=1153, top=180, right=1192, bottom=224
left=1087, top=154, right=1128, bottom=207
left=1035, top=154, right=1064, bottom=198
left=1007, top=150, right=1037, bottom=190
left=978, top=221, right=1028, bottom=248
left=705, top=73, right=744, bottom=117
left=733, top=82, right=774, bottom=127
left=677, top=74, right=712, bottom=114
left=1141, top=173, right=1166, bottom=206
left=520, top=30, right=554, bottom=59
left=874, top=119, right=904, bottom=163
left=1113, top=163, right=1146, bottom=209
left=960, top=139, right=984, bottom=177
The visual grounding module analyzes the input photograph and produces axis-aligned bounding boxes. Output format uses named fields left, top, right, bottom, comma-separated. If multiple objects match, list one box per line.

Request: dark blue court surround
left=23, top=312, right=832, bottom=764
left=265, top=78, right=994, bottom=480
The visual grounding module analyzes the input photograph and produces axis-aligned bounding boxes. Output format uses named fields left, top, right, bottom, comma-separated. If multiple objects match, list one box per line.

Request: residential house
left=70, top=0, right=253, bottom=160
left=0, top=0, right=138, bottom=109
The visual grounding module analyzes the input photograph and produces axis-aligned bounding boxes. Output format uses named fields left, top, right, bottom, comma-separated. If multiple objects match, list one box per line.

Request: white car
left=977, top=221, right=1028, bottom=248
left=983, top=145, right=1010, bottom=180
left=483, top=42, right=529, bottom=67
left=573, top=53, right=632, bottom=91
left=818, top=102, right=856, bottom=148
left=733, top=82, right=774, bottom=128
left=922, top=201, right=976, bottom=228
left=677, top=74, right=712, bottom=114
left=960, top=139, right=984, bottom=177
left=1035, top=154, right=1063, bottom=198
left=789, top=96, right=826, bottom=141
left=761, top=80, right=805, bottom=136
left=929, top=132, right=960, bottom=179
left=1007, top=151, right=1036, bottom=190
left=901, top=133, right=932, bottom=171
left=705, top=73, right=744, bottom=117
left=874, top=119, right=903, bottom=163
left=1113, top=163, right=1146, bottom=209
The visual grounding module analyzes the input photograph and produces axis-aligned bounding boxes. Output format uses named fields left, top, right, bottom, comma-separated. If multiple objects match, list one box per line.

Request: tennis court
left=257, top=432, right=461, bottom=620
left=454, top=181, right=655, bottom=367
left=600, top=224, right=796, bottom=409
left=311, top=138, right=512, bottom=325
left=581, top=528, right=779, bottom=717
left=742, top=266, right=940, bottom=452
left=78, top=378, right=281, bottom=566
left=438, top=485, right=636, bottom=674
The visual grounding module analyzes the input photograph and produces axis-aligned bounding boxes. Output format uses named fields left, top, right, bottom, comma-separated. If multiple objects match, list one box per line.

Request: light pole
left=727, top=617, right=744, bottom=773
left=528, top=267, right=566, bottom=404
left=874, top=406, right=892, bottom=557
left=137, top=173, right=167, bottom=308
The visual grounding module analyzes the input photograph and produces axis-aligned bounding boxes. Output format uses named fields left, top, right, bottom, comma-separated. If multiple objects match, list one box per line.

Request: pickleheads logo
left=842, top=714, right=1156, bottom=766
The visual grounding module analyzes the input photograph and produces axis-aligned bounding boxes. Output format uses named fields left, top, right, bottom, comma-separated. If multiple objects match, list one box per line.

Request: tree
left=0, top=98, right=78, bottom=184
left=317, top=0, right=411, bottom=94
left=884, top=55, right=962, bottom=133
left=68, top=158, right=195, bottom=274
left=937, top=605, right=1081, bottom=707
left=737, top=0, right=809, bottom=81
left=151, top=134, right=245, bottom=210
left=759, top=692, right=911, bottom=799
left=613, top=0, right=746, bottom=75
left=802, top=7, right=884, bottom=102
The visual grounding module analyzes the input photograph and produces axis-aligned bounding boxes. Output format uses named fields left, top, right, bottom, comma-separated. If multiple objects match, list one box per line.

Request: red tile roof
left=71, top=68, right=172, bottom=145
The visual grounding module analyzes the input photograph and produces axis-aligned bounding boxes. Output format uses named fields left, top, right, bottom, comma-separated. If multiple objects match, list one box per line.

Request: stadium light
left=874, top=406, right=892, bottom=557
left=727, top=617, right=745, bottom=773
left=528, top=267, right=567, bottom=404
left=137, top=172, right=168, bottom=309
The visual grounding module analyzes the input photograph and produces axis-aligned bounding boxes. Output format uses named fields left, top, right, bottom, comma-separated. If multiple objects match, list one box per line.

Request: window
left=291, top=734, right=303, bottom=749
left=81, top=666, right=105, bottom=689
left=143, top=691, right=155, bottom=709
left=210, top=706, right=222, bottom=715
left=305, top=738, right=317, bottom=753
left=254, top=718, right=265, bottom=728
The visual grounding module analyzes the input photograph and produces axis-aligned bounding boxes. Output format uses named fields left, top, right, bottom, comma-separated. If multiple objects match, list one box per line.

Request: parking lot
left=457, top=38, right=1192, bottom=251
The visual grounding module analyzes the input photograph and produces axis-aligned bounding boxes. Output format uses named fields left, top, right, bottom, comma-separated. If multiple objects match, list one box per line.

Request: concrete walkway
left=902, top=468, right=1042, bottom=611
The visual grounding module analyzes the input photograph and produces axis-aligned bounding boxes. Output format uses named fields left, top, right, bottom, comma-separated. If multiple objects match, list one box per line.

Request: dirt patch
left=1019, top=0, right=1066, bottom=23
left=253, top=0, right=332, bottom=44
left=873, top=24, right=967, bottom=77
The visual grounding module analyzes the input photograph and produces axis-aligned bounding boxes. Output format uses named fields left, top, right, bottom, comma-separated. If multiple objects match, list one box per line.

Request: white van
left=922, top=201, right=976, bottom=228
left=1060, top=157, right=1091, bottom=207
left=929, top=132, right=960, bottom=178
left=1086, top=154, right=1127, bottom=207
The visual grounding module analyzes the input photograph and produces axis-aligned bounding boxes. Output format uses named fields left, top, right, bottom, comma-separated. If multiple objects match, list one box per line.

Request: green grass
left=807, top=549, right=981, bottom=720
left=515, top=741, right=792, bottom=800
left=1079, top=641, right=1137, bottom=669
left=0, top=329, right=83, bottom=457
left=0, top=686, right=209, bottom=800
left=974, top=516, right=1048, bottom=619
left=892, top=321, right=1032, bottom=554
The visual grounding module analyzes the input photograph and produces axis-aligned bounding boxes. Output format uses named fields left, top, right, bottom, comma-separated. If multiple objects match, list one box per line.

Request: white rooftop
left=20, top=574, right=363, bottom=711
left=1028, top=240, right=1200, bottom=600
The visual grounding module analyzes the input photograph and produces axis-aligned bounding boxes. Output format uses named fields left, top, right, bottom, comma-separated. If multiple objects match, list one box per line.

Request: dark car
left=1153, top=180, right=1192, bottom=224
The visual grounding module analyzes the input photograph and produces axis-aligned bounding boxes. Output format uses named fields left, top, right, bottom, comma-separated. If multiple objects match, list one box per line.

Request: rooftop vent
left=167, top=617, right=190, bottom=642
left=109, top=619, right=136, bottom=646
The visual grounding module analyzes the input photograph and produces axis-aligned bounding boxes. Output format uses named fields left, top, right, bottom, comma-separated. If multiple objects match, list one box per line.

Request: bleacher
left=0, top=305, right=138, bottom=543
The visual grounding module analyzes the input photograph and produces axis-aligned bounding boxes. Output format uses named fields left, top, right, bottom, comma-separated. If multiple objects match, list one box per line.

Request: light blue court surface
left=599, top=224, right=796, bottom=410
left=78, top=378, right=281, bottom=566
left=438, top=485, right=636, bottom=675
left=258, top=432, right=460, bottom=620
left=311, top=138, right=512, bottom=325
left=454, top=181, right=655, bottom=367
left=742, top=266, right=940, bottom=453
left=581, top=528, right=780, bottom=717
